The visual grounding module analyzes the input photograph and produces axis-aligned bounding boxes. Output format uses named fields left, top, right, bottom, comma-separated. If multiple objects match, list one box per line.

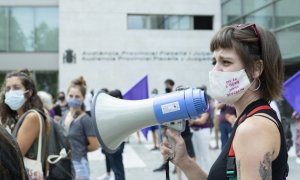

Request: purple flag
left=123, top=75, right=149, bottom=100
left=123, top=75, right=151, bottom=139
left=283, top=71, right=300, bottom=114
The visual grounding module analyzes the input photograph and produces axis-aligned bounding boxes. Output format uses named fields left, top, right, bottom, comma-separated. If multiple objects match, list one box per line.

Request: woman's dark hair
left=164, top=79, right=175, bottom=87
left=67, top=76, right=87, bottom=111
left=0, top=69, right=44, bottom=129
left=0, top=126, right=28, bottom=179
left=100, top=88, right=109, bottom=94
left=109, top=89, right=123, bottom=99
left=210, top=24, right=283, bottom=101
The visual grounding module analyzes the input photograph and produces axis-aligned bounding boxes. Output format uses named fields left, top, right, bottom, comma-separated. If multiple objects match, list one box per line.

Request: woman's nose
left=212, top=63, right=222, bottom=72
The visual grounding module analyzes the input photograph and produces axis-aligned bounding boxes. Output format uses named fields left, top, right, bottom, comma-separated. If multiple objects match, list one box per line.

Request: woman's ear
left=253, top=60, right=263, bottom=79
left=25, top=90, right=33, bottom=98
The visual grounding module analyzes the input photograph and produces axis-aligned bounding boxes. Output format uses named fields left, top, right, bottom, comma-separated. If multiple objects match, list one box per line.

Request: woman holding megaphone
left=160, top=24, right=289, bottom=180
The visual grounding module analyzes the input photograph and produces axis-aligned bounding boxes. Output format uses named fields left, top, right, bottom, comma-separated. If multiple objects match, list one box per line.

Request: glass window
left=148, top=15, right=165, bottom=29
left=179, top=16, right=192, bottom=30
left=35, top=71, right=58, bottom=96
left=9, top=8, right=35, bottom=51
left=275, top=0, right=300, bottom=28
left=128, top=15, right=211, bottom=30
left=222, top=0, right=242, bottom=25
left=165, top=16, right=178, bottom=29
left=245, top=5, right=273, bottom=29
left=154, top=15, right=192, bottom=30
left=0, top=71, right=7, bottom=87
left=194, top=16, right=213, bottom=30
left=0, top=8, right=9, bottom=52
left=276, top=24, right=300, bottom=58
left=230, top=18, right=243, bottom=25
left=127, top=15, right=147, bottom=29
left=0, top=7, right=58, bottom=52
left=243, top=0, right=273, bottom=14
left=35, top=8, right=59, bottom=52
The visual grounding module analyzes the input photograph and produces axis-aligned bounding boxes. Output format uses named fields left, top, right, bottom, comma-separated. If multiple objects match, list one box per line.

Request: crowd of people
left=0, top=23, right=299, bottom=180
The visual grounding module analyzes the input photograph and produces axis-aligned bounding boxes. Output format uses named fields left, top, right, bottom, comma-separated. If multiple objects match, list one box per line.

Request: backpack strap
left=226, top=105, right=272, bottom=179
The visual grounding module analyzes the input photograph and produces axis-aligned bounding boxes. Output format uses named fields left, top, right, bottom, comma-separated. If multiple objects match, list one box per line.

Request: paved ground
left=88, top=125, right=299, bottom=180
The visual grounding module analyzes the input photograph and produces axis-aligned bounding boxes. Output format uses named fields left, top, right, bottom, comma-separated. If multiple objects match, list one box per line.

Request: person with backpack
left=0, top=69, right=49, bottom=179
left=160, top=23, right=289, bottom=179
left=37, top=91, right=75, bottom=180
left=60, top=76, right=100, bottom=180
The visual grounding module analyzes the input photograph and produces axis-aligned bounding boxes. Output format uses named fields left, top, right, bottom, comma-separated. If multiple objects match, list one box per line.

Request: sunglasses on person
left=234, top=23, right=261, bottom=53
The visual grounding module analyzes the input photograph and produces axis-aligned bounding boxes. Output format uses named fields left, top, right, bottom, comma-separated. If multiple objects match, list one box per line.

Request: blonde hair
left=37, top=91, right=53, bottom=110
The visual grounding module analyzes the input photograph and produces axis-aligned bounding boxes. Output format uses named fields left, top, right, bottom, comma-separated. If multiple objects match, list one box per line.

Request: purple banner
left=123, top=75, right=151, bottom=139
left=283, top=71, right=300, bottom=115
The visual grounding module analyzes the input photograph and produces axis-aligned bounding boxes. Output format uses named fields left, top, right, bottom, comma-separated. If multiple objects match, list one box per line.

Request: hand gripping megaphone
left=91, top=88, right=208, bottom=153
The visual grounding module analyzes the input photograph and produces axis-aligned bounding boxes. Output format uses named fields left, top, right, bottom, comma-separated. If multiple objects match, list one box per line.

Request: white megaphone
left=91, top=88, right=208, bottom=153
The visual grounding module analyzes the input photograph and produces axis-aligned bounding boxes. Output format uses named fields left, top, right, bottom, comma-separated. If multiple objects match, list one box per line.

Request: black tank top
left=207, top=99, right=288, bottom=180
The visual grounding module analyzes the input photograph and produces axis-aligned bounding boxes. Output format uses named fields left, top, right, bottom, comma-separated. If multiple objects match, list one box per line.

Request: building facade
left=0, top=0, right=221, bottom=96
left=221, top=0, right=300, bottom=74
left=0, top=0, right=59, bottom=94
left=59, top=0, right=221, bottom=94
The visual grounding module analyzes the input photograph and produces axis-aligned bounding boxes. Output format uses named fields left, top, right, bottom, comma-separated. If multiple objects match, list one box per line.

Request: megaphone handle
left=167, top=130, right=180, bottom=160
left=164, top=120, right=185, bottom=160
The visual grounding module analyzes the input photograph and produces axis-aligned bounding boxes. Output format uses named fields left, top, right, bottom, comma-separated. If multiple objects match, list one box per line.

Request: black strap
left=165, top=160, right=170, bottom=180
left=253, top=114, right=279, bottom=127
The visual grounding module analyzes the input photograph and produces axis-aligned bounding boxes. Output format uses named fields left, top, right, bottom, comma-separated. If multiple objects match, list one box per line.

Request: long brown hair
left=210, top=24, right=283, bottom=101
left=0, top=69, right=44, bottom=129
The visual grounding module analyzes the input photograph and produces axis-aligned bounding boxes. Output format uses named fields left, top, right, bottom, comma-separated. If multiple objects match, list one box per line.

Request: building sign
left=81, top=51, right=212, bottom=62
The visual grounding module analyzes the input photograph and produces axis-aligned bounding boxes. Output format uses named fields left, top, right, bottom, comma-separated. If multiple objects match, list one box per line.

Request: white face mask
left=209, top=69, right=251, bottom=104
left=4, top=90, right=27, bottom=110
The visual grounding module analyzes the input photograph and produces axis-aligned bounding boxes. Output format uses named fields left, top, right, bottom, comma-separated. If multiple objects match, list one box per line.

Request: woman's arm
left=87, top=136, right=100, bottom=152
left=16, top=112, right=40, bottom=156
left=291, top=111, right=300, bottom=121
left=233, top=115, right=280, bottom=180
left=81, top=116, right=100, bottom=152
left=190, top=112, right=209, bottom=126
left=161, top=129, right=207, bottom=180
left=216, top=103, right=225, bottom=110
left=225, top=113, right=236, bottom=125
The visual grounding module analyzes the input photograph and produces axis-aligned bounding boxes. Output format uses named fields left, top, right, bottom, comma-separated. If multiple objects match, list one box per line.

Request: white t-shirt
left=84, top=92, right=93, bottom=111
left=270, top=101, right=281, bottom=121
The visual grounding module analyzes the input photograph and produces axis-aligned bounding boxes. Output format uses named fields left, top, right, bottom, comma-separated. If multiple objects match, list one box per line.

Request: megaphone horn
left=91, top=88, right=208, bottom=153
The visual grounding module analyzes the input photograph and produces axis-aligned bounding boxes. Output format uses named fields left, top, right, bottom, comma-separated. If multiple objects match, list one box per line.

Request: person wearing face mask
left=53, top=91, right=69, bottom=121
left=164, top=79, right=175, bottom=93
left=153, top=79, right=176, bottom=173
left=0, top=68, right=49, bottom=179
left=160, top=24, right=289, bottom=180
left=60, top=76, right=100, bottom=180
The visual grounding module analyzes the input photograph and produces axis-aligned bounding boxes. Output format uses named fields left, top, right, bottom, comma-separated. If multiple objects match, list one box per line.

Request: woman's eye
left=212, top=60, right=216, bottom=66
left=223, top=60, right=231, bottom=65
